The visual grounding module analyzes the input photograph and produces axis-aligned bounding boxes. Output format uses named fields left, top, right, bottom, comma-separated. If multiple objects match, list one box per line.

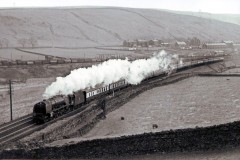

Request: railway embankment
left=1, top=120, right=240, bottom=159
left=199, top=73, right=240, bottom=77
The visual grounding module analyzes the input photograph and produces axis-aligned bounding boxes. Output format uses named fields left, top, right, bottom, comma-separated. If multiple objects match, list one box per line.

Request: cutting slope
left=0, top=7, right=240, bottom=48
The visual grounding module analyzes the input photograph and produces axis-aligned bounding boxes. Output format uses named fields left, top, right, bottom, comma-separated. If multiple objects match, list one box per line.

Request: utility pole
left=9, top=80, right=13, bottom=121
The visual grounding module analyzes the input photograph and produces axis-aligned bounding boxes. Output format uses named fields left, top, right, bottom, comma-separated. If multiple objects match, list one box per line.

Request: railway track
left=0, top=97, right=102, bottom=147
left=0, top=115, right=34, bottom=145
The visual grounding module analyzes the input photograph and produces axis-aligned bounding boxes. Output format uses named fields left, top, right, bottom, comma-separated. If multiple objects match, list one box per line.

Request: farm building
left=153, top=39, right=159, bottom=46
left=210, top=50, right=224, bottom=55
left=152, top=39, right=163, bottom=46
left=202, top=43, right=228, bottom=49
left=123, top=40, right=136, bottom=47
left=161, top=42, right=170, bottom=47
left=223, top=41, right=234, bottom=47
left=137, top=40, right=149, bottom=47
left=233, top=43, right=240, bottom=49
left=123, top=39, right=165, bottom=47
left=223, top=41, right=233, bottom=44
left=175, top=42, right=187, bottom=49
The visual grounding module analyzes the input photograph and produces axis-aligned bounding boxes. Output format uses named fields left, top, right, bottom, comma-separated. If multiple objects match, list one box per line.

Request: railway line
left=0, top=115, right=33, bottom=145
left=0, top=56, right=225, bottom=147
left=0, top=94, right=104, bottom=147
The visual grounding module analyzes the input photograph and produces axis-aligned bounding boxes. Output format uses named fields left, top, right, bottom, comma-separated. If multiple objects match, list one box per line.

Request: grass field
left=83, top=76, right=240, bottom=138
left=0, top=48, right=45, bottom=61
left=21, top=47, right=148, bottom=59
left=0, top=78, right=54, bottom=124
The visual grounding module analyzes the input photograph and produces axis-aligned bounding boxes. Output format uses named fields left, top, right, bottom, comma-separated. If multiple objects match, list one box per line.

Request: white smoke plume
left=43, top=50, right=180, bottom=98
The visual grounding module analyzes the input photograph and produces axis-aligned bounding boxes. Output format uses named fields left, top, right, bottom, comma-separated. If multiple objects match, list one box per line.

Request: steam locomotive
left=33, top=57, right=224, bottom=124
left=33, top=79, right=130, bottom=124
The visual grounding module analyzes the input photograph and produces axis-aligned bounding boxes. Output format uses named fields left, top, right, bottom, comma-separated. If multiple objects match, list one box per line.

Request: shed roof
left=223, top=41, right=234, bottom=44
left=176, top=42, right=186, bottom=45
left=204, top=43, right=227, bottom=46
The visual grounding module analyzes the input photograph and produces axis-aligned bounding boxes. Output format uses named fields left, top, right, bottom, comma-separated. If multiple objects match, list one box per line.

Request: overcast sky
left=0, top=0, right=239, bottom=14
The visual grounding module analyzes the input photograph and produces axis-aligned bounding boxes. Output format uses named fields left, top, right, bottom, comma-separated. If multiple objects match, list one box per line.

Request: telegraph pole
left=9, top=80, right=13, bottom=121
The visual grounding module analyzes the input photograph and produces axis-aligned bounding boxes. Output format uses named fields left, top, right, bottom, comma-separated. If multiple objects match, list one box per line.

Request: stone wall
left=1, top=121, right=240, bottom=159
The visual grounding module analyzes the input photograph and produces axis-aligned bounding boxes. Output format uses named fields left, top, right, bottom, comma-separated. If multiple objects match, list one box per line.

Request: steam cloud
left=43, top=50, right=180, bottom=98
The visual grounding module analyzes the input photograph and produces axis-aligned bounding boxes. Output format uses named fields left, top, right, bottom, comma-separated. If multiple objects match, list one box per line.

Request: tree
left=29, top=37, right=38, bottom=48
left=123, top=40, right=127, bottom=47
left=190, top=37, right=201, bottom=46
left=148, top=40, right=154, bottom=46
left=186, top=37, right=192, bottom=45
left=143, top=41, right=149, bottom=47
left=158, top=40, right=163, bottom=45
left=18, top=39, right=27, bottom=48
left=1, top=39, right=9, bottom=48
left=5, top=39, right=9, bottom=48
left=136, top=39, right=139, bottom=46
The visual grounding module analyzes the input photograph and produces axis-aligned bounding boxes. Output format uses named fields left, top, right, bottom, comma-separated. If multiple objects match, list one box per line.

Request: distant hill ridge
left=0, top=7, right=239, bottom=48
left=167, top=10, right=240, bottom=26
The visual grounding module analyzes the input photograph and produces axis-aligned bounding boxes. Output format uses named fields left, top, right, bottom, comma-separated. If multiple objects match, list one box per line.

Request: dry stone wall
left=1, top=121, right=240, bottom=159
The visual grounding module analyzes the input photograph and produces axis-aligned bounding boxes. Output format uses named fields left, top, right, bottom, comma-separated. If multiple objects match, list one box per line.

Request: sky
left=0, top=0, right=239, bottom=14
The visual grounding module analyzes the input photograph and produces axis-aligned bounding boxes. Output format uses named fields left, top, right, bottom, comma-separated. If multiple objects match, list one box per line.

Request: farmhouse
left=175, top=41, right=187, bottom=49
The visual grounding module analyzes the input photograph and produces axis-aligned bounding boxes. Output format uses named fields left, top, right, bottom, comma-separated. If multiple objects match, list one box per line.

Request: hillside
left=169, top=10, right=240, bottom=26
left=0, top=7, right=240, bottom=48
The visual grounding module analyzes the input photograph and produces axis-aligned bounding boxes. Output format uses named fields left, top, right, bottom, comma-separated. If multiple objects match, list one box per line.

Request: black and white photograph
left=0, top=0, right=240, bottom=159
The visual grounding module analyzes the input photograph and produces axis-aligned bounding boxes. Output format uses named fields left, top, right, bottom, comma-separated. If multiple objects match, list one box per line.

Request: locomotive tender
left=33, top=57, right=224, bottom=124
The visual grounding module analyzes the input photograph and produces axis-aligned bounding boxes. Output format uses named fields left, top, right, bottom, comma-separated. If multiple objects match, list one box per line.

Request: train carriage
left=84, top=79, right=127, bottom=101
left=77, top=59, right=85, bottom=63
left=34, top=60, right=43, bottom=65
left=9, top=61, right=17, bottom=65
left=16, top=60, right=27, bottom=65
left=64, top=59, right=72, bottom=63
left=71, top=59, right=78, bottom=63
left=1, top=61, right=10, bottom=66
left=109, top=79, right=127, bottom=90
left=42, top=60, right=50, bottom=64
left=50, top=60, right=58, bottom=64
left=27, top=61, right=34, bottom=65
left=85, top=84, right=109, bottom=100
left=57, top=59, right=65, bottom=64
left=84, top=58, right=93, bottom=62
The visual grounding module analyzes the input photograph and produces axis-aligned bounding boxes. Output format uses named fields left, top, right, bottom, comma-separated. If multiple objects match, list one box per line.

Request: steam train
left=33, top=79, right=130, bottom=124
left=33, top=72, right=167, bottom=124
left=33, top=57, right=224, bottom=124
